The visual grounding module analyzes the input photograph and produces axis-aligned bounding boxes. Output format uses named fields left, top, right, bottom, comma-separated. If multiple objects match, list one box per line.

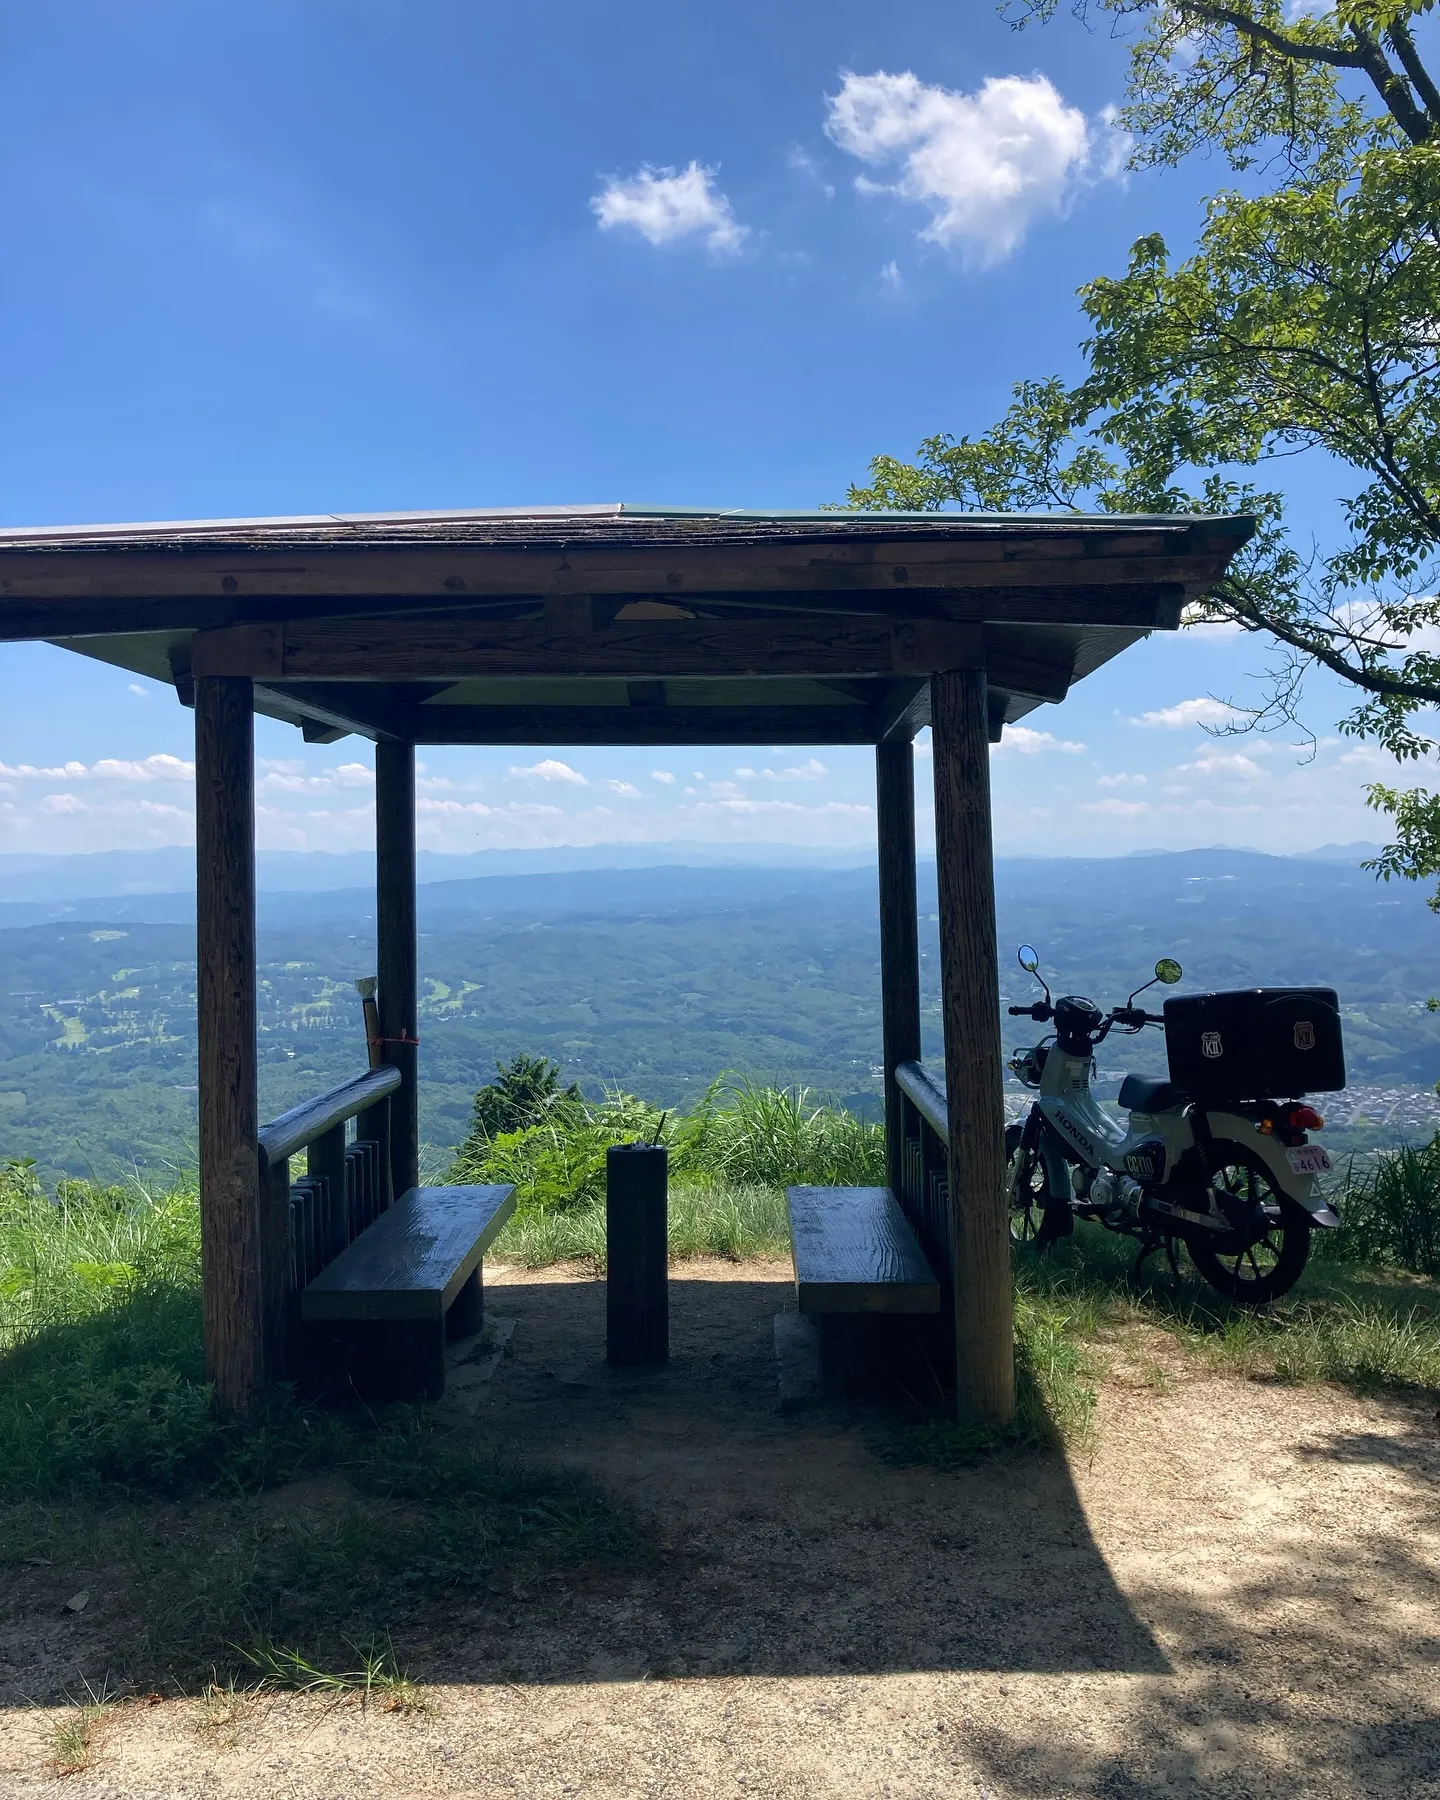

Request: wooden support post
left=930, top=668, right=1014, bottom=1424
left=376, top=741, right=419, bottom=1201
left=606, top=1144, right=669, bottom=1366
left=195, top=674, right=269, bottom=1414
left=876, top=740, right=923, bottom=1199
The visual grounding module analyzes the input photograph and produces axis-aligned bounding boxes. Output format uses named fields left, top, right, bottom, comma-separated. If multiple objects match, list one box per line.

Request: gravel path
left=3, top=1258, right=1438, bottom=1797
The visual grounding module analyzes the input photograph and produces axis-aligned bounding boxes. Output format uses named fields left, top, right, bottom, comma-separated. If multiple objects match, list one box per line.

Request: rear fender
left=1205, top=1111, right=1342, bottom=1227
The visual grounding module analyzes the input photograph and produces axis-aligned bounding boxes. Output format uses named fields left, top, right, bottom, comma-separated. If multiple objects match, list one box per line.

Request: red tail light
left=1287, top=1104, right=1325, bottom=1131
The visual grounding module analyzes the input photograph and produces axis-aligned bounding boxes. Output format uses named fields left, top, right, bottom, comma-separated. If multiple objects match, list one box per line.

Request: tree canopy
left=849, top=2, right=1440, bottom=898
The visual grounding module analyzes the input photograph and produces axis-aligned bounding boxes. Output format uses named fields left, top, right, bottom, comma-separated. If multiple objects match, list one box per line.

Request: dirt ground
left=3, top=1257, right=1440, bottom=1798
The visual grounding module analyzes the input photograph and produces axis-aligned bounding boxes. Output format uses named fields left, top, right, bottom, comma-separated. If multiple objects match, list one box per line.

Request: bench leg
left=446, top=1265, right=483, bottom=1340
left=819, top=1314, right=943, bottom=1400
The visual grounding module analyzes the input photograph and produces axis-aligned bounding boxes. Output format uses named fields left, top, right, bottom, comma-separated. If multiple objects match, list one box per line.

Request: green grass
left=1013, top=1217, right=1440, bottom=1399
left=451, top=1076, right=883, bottom=1220
left=9, top=1093, right=1440, bottom=1686
left=494, top=1177, right=789, bottom=1269
left=0, top=1159, right=629, bottom=1689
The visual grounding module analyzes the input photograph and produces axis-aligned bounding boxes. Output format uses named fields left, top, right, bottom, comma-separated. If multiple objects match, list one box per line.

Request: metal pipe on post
left=376, top=742, right=419, bottom=1203
left=195, top=673, right=271, bottom=1414
left=930, top=668, right=1014, bottom=1425
left=606, top=1143, right=669, bottom=1366
left=875, top=740, right=923, bottom=1200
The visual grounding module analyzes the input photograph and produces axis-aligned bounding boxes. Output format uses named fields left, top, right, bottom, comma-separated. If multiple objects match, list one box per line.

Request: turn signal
left=1287, top=1104, right=1325, bottom=1131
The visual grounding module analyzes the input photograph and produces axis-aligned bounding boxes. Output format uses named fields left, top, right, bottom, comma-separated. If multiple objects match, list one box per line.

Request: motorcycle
left=1004, top=945, right=1342, bottom=1303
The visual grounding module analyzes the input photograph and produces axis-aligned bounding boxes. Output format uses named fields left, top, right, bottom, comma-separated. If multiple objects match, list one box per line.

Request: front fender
left=1206, top=1112, right=1342, bottom=1227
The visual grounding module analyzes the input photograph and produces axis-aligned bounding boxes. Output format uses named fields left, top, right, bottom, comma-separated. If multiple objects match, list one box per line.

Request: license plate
left=1286, top=1145, right=1333, bottom=1175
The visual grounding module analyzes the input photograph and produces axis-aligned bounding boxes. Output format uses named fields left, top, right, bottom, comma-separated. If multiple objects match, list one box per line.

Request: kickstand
left=1165, top=1236, right=1184, bottom=1283
left=1130, top=1239, right=1162, bottom=1286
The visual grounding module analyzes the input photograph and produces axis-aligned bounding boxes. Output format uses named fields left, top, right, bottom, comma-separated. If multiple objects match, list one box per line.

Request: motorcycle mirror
left=1017, top=944, right=1041, bottom=973
left=1155, top=958, right=1183, bottom=985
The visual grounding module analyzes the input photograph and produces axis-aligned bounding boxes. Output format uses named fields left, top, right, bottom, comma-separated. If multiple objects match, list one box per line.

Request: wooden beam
left=192, top=617, right=987, bottom=681
left=876, top=742, right=923, bottom=1201
left=393, top=703, right=885, bottom=746
left=376, top=742, right=419, bottom=1201
left=15, top=580, right=1192, bottom=643
left=984, top=642, right=1075, bottom=704
left=0, top=525, right=1234, bottom=609
left=252, top=681, right=397, bottom=743
left=878, top=680, right=931, bottom=742
left=194, top=675, right=271, bottom=1414
left=931, top=667, right=1013, bottom=1424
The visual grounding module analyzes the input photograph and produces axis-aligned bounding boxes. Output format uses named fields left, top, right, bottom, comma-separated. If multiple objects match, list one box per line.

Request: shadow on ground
left=432, top=1267, right=1168, bottom=1684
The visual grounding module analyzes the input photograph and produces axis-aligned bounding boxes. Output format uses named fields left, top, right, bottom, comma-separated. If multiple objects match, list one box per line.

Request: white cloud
left=651, top=769, right=677, bottom=785
left=787, top=145, right=835, bottom=198
left=824, top=69, right=1118, bottom=266
left=1081, top=797, right=1151, bottom=817
left=993, top=726, right=1086, bottom=756
left=693, top=798, right=872, bottom=818
left=1132, top=697, right=1241, bottom=730
left=880, top=258, right=904, bottom=291
left=258, top=761, right=374, bottom=796
left=1180, top=752, right=1264, bottom=779
left=762, top=758, right=829, bottom=782
left=508, top=758, right=589, bottom=786
left=128, top=683, right=149, bottom=697
left=606, top=780, right=643, bottom=799
left=417, top=798, right=564, bottom=819
left=1097, top=771, right=1146, bottom=788
left=0, top=753, right=195, bottom=783
left=591, top=162, right=746, bottom=254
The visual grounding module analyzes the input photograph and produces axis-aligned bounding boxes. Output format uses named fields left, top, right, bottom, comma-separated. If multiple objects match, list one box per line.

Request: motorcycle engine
left=1089, top=1169, right=1146, bottom=1222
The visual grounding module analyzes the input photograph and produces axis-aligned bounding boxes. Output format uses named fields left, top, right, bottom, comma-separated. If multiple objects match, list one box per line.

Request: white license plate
left=1286, top=1145, right=1333, bottom=1175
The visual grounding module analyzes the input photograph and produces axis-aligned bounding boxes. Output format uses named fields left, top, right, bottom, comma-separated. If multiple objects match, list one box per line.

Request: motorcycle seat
left=1119, top=1073, right=1186, bottom=1113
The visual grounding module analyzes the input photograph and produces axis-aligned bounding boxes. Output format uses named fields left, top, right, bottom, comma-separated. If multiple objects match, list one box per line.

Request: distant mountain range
left=0, top=841, right=877, bottom=906
left=1, top=842, right=1435, bottom=1180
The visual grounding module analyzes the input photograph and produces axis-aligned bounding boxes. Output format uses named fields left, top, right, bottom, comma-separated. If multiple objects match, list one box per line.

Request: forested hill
left=1, top=848, right=1436, bottom=1180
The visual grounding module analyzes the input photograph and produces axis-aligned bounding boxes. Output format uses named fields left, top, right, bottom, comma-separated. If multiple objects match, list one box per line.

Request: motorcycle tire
left=1185, top=1139, right=1311, bottom=1305
left=1004, top=1121, right=1072, bottom=1248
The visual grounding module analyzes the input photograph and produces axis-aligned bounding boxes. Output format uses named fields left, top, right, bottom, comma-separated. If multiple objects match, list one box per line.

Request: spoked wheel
left=1005, top=1121, right=1071, bottom=1247
left=1186, top=1141, right=1311, bottom=1304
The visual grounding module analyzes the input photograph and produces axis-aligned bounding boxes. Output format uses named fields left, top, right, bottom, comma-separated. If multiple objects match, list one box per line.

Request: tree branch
left=1182, top=4, right=1433, bottom=143
left=1183, top=3, right=1368, bottom=69
left=1219, top=579, right=1440, bottom=707
left=1386, top=18, right=1440, bottom=132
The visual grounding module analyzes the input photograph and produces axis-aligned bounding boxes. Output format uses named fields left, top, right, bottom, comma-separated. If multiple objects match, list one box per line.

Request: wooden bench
left=300, top=1183, right=516, bottom=1400
left=784, top=1185, right=940, bottom=1396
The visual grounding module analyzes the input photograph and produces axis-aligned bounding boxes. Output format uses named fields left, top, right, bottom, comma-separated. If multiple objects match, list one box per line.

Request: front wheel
left=1185, top=1141, right=1312, bottom=1304
left=1005, top=1120, right=1071, bottom=1247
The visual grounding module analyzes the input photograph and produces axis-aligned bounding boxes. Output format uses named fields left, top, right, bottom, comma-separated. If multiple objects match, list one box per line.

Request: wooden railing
left=893, top=1059, right=952, bottom=1288
left=258, top=1065, right=401, bottom=1374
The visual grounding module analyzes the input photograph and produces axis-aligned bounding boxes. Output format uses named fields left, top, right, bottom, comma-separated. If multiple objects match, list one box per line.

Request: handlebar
left=1109, top=1006, right=1165, bottom=1028
left=1006, top=1002, right=1163, bottom=1028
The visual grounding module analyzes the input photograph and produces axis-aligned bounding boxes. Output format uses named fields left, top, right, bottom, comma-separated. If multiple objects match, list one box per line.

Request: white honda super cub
left=1004, top=946, right=1343, bottom=1303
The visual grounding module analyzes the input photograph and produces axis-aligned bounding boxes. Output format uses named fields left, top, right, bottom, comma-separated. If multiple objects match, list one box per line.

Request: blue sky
left=0, top=0, right=1403, bottom=861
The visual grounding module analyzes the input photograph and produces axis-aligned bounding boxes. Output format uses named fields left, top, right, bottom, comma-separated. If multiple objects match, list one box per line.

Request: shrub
left=451, top=1089, right=662, bottom=1216
left=450, top=1054, right=584, bottom=1176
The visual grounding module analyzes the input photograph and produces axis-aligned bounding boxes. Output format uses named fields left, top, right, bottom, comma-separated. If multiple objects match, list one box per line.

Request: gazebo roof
left=0, top=503, right=1254, bottom=747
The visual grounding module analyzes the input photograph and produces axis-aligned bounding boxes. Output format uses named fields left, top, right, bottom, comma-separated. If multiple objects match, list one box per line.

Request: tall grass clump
left=675, top=1078, right=884, bottom=1189
left=449, top=1062, right=879, bottom=1266
left=1321, top=1138, right=1440, bottom=1276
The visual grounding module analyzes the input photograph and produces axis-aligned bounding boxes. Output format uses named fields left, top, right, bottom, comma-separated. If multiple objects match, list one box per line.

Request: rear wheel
left=1186, top=1141, right=1311, bottom=1304
left=1005, top=1120, right=1071, bottom=1247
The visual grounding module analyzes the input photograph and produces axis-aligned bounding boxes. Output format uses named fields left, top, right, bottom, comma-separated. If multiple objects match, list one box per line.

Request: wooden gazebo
left=0, top=504, right=1253, bottom=1421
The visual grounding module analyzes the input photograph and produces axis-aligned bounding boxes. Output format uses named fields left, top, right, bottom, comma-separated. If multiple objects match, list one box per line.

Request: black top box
left=1163, top=987, right=1345, bottom=1103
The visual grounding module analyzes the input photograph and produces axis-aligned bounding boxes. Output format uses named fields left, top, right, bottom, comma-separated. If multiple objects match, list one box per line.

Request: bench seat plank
left=301, top=1183, right=515, bottom=1323
left=785, top=1185, right=940, bottom=1315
